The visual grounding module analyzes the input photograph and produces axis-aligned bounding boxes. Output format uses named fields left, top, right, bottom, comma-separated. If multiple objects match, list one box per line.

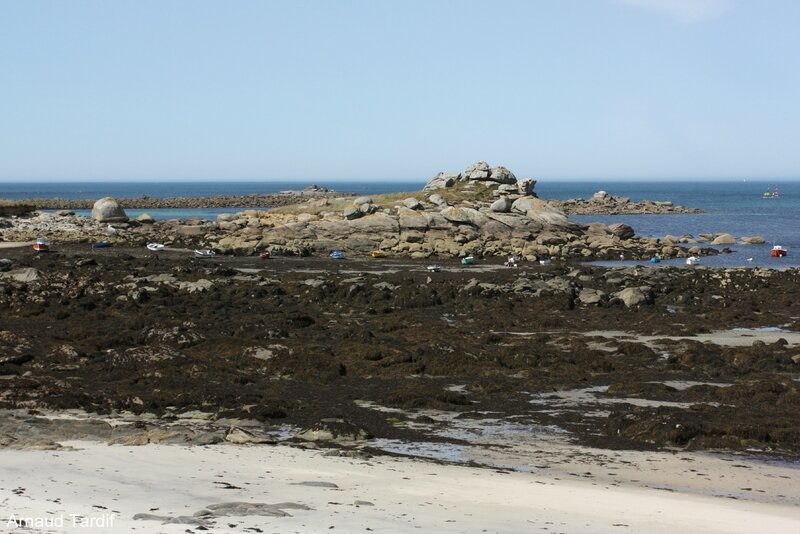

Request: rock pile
left=424, top=161, right=536, bottom=198
left=550, top=191, right=702, bottom=215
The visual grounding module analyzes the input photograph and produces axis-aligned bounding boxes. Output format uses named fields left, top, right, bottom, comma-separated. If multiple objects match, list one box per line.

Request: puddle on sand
left=371, top=439, right=470, bottom=463
left=650, top=380, right=732, bottom=390
left=529, top=386, right=706, bottom=410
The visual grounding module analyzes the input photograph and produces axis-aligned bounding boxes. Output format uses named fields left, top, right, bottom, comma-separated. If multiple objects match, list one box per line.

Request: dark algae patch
left=0, top=245, right=799, bottom=456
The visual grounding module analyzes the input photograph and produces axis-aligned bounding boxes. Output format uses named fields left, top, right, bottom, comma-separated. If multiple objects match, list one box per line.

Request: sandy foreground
left=1, top=441, right=799, bottom=534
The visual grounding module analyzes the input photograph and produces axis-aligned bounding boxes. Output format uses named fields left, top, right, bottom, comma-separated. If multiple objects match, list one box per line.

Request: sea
left=2, top=180, right=799, bottom=269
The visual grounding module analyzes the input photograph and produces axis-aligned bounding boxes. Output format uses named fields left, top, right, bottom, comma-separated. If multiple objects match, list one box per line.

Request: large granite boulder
left=488, top=166, right=517, bottom=184
left=614, top=287, right=648, bottom=307
left=92, top=197, right=128, bottom=222
left=490, top=198, right=513, bottom=213
left=711, top=233, right=736, bottom=245
left=424, top=172, right=460, bottom=191
left=608, top=223, right=635, bottom=240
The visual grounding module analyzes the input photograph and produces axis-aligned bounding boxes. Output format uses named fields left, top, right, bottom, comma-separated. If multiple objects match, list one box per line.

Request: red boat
left=771, top=245, right=788, bottom=257
left=259, top=250, right=271, bottom=259
left=32, top=237, right=49, bottom=252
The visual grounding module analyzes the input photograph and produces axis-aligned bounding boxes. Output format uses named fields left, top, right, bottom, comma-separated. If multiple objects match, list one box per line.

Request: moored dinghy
left=194, top=249, right=216, bottom=258
left=686, top=256, right=700, bottom=265
left=146, top=243, right=165, bottom=252
left=771, top=245, right=788, bottom=257
left=92, top=241, right=112, bottom=249
left=32, top=237, right=50, bottom=252
left=330, top=250, right=344, bottom=259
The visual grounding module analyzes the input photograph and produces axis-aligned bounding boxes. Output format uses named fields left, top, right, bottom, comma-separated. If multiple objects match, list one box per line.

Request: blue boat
left=330, top=250, right=344, bottom=260
left=650, top=255, right=661, bottom=264
left=91, top=241, right=112, bottom=249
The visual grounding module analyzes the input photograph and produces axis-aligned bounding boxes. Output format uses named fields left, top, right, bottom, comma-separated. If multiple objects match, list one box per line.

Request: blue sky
left=1, top=0, right=798, bottom=181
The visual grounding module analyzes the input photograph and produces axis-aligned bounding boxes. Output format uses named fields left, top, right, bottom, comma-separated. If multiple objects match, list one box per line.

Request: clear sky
left=1, top=0, right=799, bottom=182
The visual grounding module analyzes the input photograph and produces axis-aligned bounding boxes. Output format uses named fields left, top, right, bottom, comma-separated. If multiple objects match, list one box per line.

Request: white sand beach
left=2, top=441, right=798, bottom=534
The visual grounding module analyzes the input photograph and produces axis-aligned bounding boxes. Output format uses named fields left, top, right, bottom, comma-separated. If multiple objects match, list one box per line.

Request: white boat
left=194, top=249, right=216, bottom=258
left=146, top=243, right=165, bottom=252
left=686, top=256, right=700, bottom=265
left=427, top=265, right=442, bottom=272
left=539, top=259, right=551, bottom=265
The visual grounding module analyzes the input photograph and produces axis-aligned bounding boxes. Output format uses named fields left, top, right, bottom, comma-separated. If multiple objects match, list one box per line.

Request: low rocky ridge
left=11, top=185, right=344, bottom=210
left=549, top=190, right=702, bottom=215
left=0, top=248, right=798, bottom=456
left=2, top=162, right=712, bottom=262
left=0, top=200, right=36, bottom=216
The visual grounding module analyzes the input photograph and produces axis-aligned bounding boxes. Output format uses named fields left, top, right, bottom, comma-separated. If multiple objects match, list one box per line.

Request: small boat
left=146, top=243, right=165, bottom=252
left=686, top=256, right=700, bottom=265
left=504, top=256, right=518, bottom=267
left=650, top=256, right=661, bottom=264
left=91, top=241, right=112, bottom=249
left=259, top=250, right=271, bottom=259
left=539, top=258, right=551, bottom=265
left=370, top=251, right=386, bottom=258
left=763, top=186, right=780, bottom=199
left=194, top=249, right=216, bottom=258
left=330, top=250, right=344, bottom=260
left=771, top=245, right=788, bottom=257
left=427, top=265, right=442, bottom=272
left=461, top=256, right=474, bottom=265
left=32, top=237, right=49, bottom=252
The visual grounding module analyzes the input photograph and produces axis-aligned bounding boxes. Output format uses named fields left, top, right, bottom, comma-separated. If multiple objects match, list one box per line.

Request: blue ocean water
left=2, top=180, right=799, bottom=268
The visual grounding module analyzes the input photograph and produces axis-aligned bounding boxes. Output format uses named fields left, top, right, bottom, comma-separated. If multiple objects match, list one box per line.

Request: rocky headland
left=0, top=162, right=734, bottom=264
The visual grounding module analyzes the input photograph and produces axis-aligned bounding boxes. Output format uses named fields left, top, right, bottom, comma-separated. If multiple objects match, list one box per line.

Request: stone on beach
left=91, top=197, right=128, bottom=222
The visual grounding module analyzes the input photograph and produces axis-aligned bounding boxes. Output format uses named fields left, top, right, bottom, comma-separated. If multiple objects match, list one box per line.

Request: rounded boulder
left=92, top=197, right=128, bottom=222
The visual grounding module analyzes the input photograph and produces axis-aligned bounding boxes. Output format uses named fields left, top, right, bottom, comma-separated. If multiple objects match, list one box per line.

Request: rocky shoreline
left=9, top=185, right=346, bottom=210
left=0, top=162, right=725, bottom=264
left=0, top=248, right=798, bottom=457
left=1, top=162, right=797, bottom=461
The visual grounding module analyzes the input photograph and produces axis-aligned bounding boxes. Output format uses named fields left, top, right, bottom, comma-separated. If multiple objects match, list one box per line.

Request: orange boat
left=32, top=237, right=49, bottom=252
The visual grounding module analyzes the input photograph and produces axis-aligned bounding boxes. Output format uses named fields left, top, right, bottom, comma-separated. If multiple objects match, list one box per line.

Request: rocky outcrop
left=550, top=191, right=702, bottom=215
left=92, top=197, right=128, bottom=222
left=0, top=200, right=35, bottom=216
left=423, top=161, right=532, bottom=193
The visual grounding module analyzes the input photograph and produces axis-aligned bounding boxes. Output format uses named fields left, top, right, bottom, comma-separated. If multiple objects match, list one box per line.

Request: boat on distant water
left=771, top=245, right=788, bottom=257
left=32, top=237, right=49, bottom=252
left=194, top=249, right=216, bottom=258
left=686, top=256, right=700, bottom=265
left=763, top=186, right=780, bottom=199
left=259, top=250, right=271, bottom=259
left=146, top=243, right=165, bottom=252
left=330, top=250, right=344, bottom=260
left=461, top=256, right=474, bottom=265
left=650, top=255, right=661, bottom=264
left=91, top=241, right=112, bottom=249
left=427, top=265, right=442, bottom=272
